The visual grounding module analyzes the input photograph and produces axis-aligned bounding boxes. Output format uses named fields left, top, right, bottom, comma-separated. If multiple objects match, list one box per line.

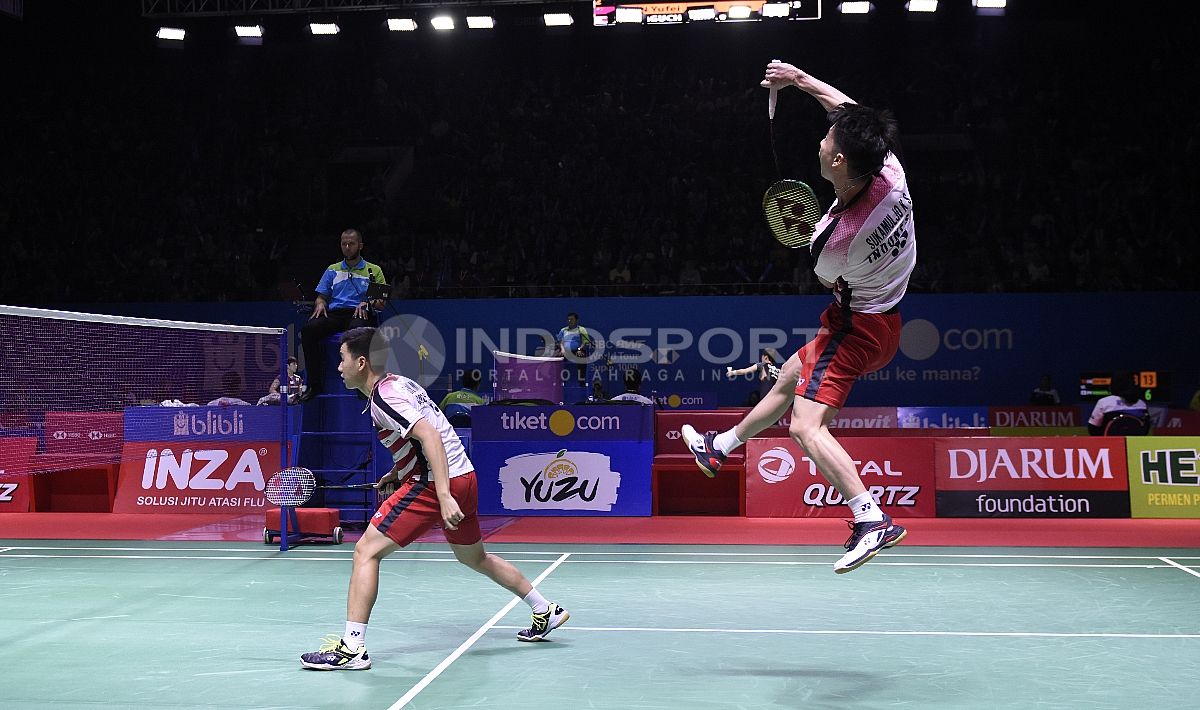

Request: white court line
left=2, top=545, right=1198, bottom=560
left=387, top=553, right=571, bottom=710
left=68, top=614, right=131, bottom=622
left=0, top=553, right=1180, bottom=569
left=1159, top=557, right=1200, bottom=579
left=193, top=669, right=280, bottom=678
left=491, top=625, right=1200, bottom=640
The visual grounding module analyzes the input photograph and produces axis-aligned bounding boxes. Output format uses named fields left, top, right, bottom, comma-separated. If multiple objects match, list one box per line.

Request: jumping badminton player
left=683, top=61, right=916, bottom=574
left=300, top=327, right=568, bottom=670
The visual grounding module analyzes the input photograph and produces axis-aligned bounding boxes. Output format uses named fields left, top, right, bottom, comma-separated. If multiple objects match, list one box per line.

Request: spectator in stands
left=610, top=368, right=655, bottom=405
left=439, top=368, right=488, bottom=424
left=1087, top=373, right=1149, bottom=435
left=586, top=378, right=608, bottom=403
left=258, top=357, right=303, bottom=406
left=1030, top=374, right=1061, bottom=405
left=299, top=229, right=388, bottom=401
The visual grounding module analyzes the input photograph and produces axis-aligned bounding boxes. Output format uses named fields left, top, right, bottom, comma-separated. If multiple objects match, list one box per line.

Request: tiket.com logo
left=758, top=447, right=796, bottom=484
left=173, top=411, right=244, bottom=437
left=499, top=410, right=621, bottom=436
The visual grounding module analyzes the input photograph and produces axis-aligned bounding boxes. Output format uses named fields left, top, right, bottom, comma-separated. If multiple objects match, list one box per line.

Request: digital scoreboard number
left=594, top=0, right=821, bottom=26
left=1079, top=371, right=1171, bottom=402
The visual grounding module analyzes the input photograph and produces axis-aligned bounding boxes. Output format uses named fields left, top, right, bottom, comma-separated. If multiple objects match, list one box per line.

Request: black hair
left=463, top=368, right=482, bottom=390
left=826, top=103, right=900, bottom=178
left=286, top=356, right=298, bottom=365
left=623, top=368, right=642, bottom=392
left=340, top=327, right=377, bottom=362
left=1112, top=372, right=1141, bottom=405
left=341, top=228, right=363, bottom=242
left=568, top=312, right=580, bottom=320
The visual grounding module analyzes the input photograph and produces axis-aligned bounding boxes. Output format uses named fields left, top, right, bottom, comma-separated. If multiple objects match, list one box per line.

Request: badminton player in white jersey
left=683, top=61, right=916, bottom=574
left=301, top=327, right=568, bottom=670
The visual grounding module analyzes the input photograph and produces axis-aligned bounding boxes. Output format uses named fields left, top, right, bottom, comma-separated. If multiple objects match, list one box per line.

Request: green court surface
left=2, top=541, right=1198, bottom=709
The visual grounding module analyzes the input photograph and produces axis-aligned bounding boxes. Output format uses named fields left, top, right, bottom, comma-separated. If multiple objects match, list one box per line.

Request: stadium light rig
left=838, top=1, right=872, bottom=13
left=308, top=22, right=340, bottom=35
left=905, top=0, right=937, bottom=12
left=155, top=27, right=185, bottom=41
left=466, top=15, right=495, bottom=29
left=430, top=15, right=455, bottom=30
left=543, top=12, right=574, bottom=26
left=387, top=18, right=418, bottom=31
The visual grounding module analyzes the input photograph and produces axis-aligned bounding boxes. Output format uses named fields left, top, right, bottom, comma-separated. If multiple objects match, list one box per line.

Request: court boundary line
left=386, top=552, right=571, bottom=710
left=0, top=551, right=1195, bottom=570
left=2, top=544, right=1197, bottom=561
left=1159, top=556, right=1200, bottom=580
left=490, top=625, right=1200, bottom=640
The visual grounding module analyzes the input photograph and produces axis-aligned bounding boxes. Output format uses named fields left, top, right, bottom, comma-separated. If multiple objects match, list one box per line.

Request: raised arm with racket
left=759, top=60, right=858, bottom=250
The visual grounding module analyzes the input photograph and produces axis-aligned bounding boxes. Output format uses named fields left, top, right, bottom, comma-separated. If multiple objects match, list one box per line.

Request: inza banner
left=474, top=441, right=652, bottom=516
left=1127, top=437, right=1200, bottom=519
left=0, top=437, right=36, bottom=512
left=745, top=437, right=937, bottom=518
left=112, top=441, right=280, bottom=514
left=124, top=406, right=286, bottom=443
left=934, top=437, right=1130, bottom=517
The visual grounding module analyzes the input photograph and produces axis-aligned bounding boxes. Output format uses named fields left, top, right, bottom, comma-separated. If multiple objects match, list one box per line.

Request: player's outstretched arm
left=761, top=61, right=855, bottom=112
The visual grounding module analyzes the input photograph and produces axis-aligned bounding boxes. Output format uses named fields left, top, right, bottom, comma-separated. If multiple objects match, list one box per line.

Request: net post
left=278, top=330, right=291, bottom=552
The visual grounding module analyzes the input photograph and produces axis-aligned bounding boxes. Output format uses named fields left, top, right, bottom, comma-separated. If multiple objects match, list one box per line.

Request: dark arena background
left=2, top=2, right=1199, bottom=708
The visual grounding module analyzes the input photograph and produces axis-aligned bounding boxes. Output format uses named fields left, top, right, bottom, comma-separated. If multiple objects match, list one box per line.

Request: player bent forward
left=683, top=61, right=915, bottom=574
left=301, top=327, right=568, bottom=670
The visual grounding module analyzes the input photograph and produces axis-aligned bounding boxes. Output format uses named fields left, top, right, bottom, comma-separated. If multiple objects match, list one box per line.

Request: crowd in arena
left=1, top=11, right=1190, bottom=304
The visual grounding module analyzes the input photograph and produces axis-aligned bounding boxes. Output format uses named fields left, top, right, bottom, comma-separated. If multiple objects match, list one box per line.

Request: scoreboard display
left=593, top=0, right=821, bottom=26
left=1079, top=371, right=1171, bottom=402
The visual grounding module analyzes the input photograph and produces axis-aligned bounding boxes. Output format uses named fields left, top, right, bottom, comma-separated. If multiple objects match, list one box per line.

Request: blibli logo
left=172, top=411, right=245, bottom=437
left=499, top=410, right=621, bottom=436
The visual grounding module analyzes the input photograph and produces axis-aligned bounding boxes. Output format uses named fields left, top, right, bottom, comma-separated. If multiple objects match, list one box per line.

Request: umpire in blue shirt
left=299, top=229, right=388, bottom=400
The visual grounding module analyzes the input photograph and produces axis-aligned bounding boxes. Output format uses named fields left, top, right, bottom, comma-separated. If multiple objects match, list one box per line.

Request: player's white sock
left=343, top=621, right=367, bottom=650
left=713, top=429, right=744, bottom=455
left=523, top=588, right=550, bottom=615
left=847, top=491, right=885, bottom=524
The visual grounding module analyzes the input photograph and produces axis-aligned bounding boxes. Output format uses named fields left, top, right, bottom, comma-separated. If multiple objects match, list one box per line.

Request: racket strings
left=265, top=466, right=316, bottom=506
left=763, top=180, right=821, bottom=248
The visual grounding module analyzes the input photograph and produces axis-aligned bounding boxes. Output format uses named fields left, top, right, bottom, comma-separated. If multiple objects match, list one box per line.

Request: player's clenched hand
left=439, top=496, right=464, bottom=531
left=374, top=470, right=399, bottom=490
left=761, top=61, right=804, bottom=89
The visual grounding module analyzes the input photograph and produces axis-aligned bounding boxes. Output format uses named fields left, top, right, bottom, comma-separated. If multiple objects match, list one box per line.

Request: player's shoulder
left=325, top=260, right=345, bottom=271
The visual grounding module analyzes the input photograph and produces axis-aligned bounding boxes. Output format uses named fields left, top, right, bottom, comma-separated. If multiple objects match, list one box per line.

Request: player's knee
left=789, top=417, right=819, bottom=449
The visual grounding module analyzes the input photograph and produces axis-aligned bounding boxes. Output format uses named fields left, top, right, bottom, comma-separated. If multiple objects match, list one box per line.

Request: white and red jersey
left=811, top=152, right=916, bottom=313
left=368, top=373, right=474, bottom=482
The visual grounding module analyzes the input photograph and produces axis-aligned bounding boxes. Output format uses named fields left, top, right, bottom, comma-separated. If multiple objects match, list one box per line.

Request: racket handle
left=767, top=58, right=781, bottom=119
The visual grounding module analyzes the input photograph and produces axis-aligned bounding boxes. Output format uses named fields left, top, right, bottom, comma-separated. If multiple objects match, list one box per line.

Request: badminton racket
left=263, top=467, right=379, bottom=507
left=763, top=179, right=821, bottom=248
left=762, top=59, right=822, bottom=249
